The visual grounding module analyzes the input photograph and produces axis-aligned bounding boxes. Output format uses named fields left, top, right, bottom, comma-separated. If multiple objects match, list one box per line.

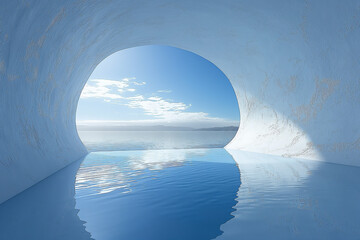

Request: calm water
left=1, top=149, right=360, bottom=239
left=75, top=149, right=239, bottom=240
left=77, top=130, right=237, bottom=151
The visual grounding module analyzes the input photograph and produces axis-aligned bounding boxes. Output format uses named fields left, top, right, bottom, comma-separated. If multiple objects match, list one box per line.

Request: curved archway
left=1, top=0, right=359, bottom=204
left=75, top=45, right=240, bottom=152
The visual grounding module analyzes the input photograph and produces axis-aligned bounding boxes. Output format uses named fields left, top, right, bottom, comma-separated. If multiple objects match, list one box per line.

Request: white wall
left=0, top=0, right=359, bottom=203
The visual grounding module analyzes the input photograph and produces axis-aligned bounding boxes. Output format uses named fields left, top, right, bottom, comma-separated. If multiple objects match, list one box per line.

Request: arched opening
left=2, top=1, right=360, bottom=239
left=71, top=45, right=241, bottom=239
left=76, top=45, right=240, bottom=152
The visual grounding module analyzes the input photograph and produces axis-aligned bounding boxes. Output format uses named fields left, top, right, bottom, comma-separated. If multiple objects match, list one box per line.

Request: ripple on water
left=1, top=149, right=360, bottom=240
left=75, top=148, right=240, bottom=240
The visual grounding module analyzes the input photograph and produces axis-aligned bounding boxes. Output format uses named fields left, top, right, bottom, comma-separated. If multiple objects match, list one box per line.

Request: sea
left=77, top=130, right=237, bottom=151
left=1, top=130, right=360, bottom=239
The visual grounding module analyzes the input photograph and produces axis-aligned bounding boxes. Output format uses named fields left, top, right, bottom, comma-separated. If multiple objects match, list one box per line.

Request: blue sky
left=76, top=45, right=239, bottom=128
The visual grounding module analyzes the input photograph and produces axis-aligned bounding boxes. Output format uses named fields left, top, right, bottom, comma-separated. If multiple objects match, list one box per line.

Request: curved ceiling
left=0, top=0, right=359, bottom=203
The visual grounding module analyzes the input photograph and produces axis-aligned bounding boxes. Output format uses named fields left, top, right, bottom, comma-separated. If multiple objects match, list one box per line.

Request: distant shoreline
left=76, top=125, right=239, bottom=132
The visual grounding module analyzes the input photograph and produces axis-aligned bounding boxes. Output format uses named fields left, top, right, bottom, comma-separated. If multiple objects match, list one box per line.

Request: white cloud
left=127, top=96, right=190, bottom=118
left=122, top=77, right=136, bottom=81
left=133, top=81, right=146, bottom=86
left=79, top=78, right=238, bottom=128
left=157, top=90, right=172, bottom=93
left=147, top=96, right=163, bottom=101
left=125, top=95, right=232, bottom=126
left=127, top=95, right=145, bottom=101
left=80, top=77, right=140, bottom=99
left=80, top=83, right=124, bottom=99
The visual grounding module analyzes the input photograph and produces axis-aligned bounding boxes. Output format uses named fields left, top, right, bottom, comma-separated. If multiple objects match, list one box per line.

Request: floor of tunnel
left=0, top=148, right=359, bottom=240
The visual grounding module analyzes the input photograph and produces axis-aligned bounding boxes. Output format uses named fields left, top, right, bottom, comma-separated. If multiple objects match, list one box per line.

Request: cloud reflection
left=75, top=149, right=208, bottom=197
left=128, top=149, right=208, bottom=170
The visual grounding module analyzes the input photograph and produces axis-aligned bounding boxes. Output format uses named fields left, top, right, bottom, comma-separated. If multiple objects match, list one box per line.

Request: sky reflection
left=75, top=149, right=209, bottom=196
left=75, top=148, right=240, bottom=240
left=1, top=149, right=359, bottom=240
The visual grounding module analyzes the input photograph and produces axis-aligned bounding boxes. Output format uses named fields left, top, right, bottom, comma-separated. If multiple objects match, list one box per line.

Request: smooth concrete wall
left=0, top=0, right=359, bottom=203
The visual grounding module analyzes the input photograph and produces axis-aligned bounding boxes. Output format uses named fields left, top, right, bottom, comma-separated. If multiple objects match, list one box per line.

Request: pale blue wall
left=0, top=0, right=359, bottom=203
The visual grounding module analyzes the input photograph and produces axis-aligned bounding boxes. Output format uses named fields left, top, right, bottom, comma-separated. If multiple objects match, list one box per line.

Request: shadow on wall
left=220, top=1, right=360, bottom=165
left=0, top=158, right=92, bottom=240
left=220, top=150, right=360, bottom=240
left=1, top=0, right=360, bottom=206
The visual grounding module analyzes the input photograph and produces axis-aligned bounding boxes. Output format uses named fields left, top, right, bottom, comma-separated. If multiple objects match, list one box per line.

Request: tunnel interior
left=1, top=0, right=360, bottom=205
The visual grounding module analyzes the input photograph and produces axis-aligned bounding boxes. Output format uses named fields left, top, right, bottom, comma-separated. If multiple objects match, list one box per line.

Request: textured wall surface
left=0, top=0, right=359, bottom=203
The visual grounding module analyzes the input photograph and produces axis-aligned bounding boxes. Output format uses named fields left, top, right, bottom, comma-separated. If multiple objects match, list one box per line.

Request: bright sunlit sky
left=76, top=45, right=239, bottom=128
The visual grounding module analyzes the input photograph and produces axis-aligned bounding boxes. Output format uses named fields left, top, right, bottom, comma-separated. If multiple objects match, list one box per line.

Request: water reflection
left=76, top=149, right=209, bottom=196
left=0, top=148, right=240, bottom=240
left=75, top=148, right=240, bottom=240
left=1, top=149, right=359, bottom=240
left=217, top=150, right=360, bottom=240
left=0, top=159, right=92, bottom=240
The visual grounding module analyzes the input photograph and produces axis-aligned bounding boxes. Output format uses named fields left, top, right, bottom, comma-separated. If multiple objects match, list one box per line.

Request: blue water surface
left=1, top=149, right=360, bottom=239
left=75, top=149, right=240, bottom=240
left=0, top=148, right=240, bottom=240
